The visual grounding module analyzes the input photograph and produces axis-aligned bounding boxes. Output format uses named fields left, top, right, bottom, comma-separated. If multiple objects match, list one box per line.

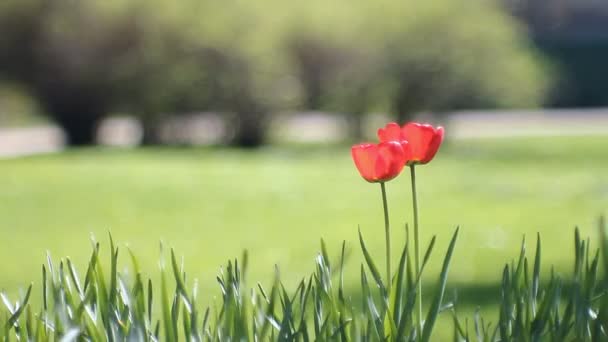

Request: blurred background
left=3, top=0, right=608, bottom=149
left=0, top=0, right=607, bottom=330
left=0, top=0, right=574, bottom=150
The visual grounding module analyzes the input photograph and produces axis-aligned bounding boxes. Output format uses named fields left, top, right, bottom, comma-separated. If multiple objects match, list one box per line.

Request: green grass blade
left=170, top=249, right=189, bottom=300
left=358, top=229, right=386, bottom=296
left=160, top=245, right=176, bottom=342
left=339, top=241, right=346, bottom=304
left=66, top=258, right=84, bottom=299
left=392, top=244, right=409, bottom=336
left=42, top=265, right=48, bottom=312
left=360, top=265, right=383, bottom=339
left=148, top=278, right=153, bottom=327
left=532, top=233, right=541, bottom=314
left=109, top=233, right=118, bottom=307
left=6, top=283, right=32, bottom=329
left=320, top=239, right=331, bottom=273
left=421, top=227, right=459, bottom=342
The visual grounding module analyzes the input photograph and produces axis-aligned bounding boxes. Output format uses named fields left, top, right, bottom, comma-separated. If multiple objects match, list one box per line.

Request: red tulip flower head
left=378, top=122, right=444, bottom=165
left=351, top=141, right=409, bottom=183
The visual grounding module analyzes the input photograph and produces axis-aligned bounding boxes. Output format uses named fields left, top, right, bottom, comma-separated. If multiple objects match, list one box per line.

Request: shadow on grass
left=343, top=281, right=503, bottom=312
left=343, top=278, right=587, bottom=316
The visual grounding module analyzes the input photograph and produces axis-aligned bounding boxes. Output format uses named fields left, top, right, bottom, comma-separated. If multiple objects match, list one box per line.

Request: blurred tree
left=287, top=36, right=379, bottom=140
left=123, top=38, right=229, bottom=145
left=115, top=0, right=276, bottom=147
left=0, top=0, right=550, bottom=147
left=0, top=0, right=142, bottom=145
left=0, top=0, right=280, bottom=147
left=282, top=0, right=550, bottom=139
left=380, top=0, right=550, bottom=123
left=0, top=84, right=45, bottom=127
left=133, top=0, right=291, bottom=147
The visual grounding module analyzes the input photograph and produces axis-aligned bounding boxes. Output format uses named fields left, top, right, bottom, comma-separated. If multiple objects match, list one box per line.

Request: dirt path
left=448, top=109, right=608, bottom=139
left=0, top=126, right=64, bottom=158
left=1, top=109, right=607, bottom=158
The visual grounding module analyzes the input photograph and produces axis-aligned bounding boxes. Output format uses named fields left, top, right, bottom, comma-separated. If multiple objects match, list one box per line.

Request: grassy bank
left=0, top=136, right=606, bottom=312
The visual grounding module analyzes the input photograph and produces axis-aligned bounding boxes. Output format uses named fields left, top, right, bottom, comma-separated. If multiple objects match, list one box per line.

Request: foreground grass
left=0, top=136, right=606, bottom=314
left=5, top=222, right=608, bottom=340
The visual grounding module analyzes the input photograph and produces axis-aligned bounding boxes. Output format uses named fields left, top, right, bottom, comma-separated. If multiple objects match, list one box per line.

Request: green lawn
left=1, top=135, right=607, bottom=323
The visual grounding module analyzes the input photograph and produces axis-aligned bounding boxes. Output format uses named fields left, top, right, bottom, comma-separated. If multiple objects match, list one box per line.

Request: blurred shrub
left=377, top=0, right=550, bottom=121
left=122, top=0, right=286, bottom=147
left=0, top=0, right=278, bottom=146
left=0, top=0, right=142, bottom=144
left=281, top=0, right=550, bottom=138
left=0, top=84, right=45, bottom=127
left=0, top=0, right=551, bottom=145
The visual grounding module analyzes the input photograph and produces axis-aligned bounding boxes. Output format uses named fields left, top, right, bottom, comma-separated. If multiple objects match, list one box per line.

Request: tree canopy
left=0, top=0, right=550, bottom=145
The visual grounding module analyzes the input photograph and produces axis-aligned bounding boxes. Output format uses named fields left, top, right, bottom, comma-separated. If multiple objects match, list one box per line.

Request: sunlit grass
left=0, top=135, right=606, bottom=312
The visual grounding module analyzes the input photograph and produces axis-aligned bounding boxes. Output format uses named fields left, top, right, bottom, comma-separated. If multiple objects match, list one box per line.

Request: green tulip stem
left=410, top=164, right=422, bottom=334
left=380, top=181, right=391, bottom=291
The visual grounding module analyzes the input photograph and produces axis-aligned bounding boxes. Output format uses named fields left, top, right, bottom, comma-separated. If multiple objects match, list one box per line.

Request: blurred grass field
left=0, top=135, right=607, bottom=317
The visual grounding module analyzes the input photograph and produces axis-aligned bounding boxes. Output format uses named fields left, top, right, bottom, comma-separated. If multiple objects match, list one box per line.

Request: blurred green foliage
left=0, top=84, right=46, bottom=127
left=0, top=0, right=550, bottom=145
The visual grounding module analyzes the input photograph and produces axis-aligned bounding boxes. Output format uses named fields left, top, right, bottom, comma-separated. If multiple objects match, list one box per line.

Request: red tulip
left=378, top=122, right=444, bottom=165
left=351, top=141, right=408, bottom=183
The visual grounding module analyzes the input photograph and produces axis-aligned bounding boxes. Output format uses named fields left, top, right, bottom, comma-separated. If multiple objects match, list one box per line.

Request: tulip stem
left=410, top=164, right=422, bottom=334
left=380, top=181, right=391, bottom=291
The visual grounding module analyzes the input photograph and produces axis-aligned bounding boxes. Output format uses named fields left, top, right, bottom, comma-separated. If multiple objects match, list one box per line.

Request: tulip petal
left=351, top=141, right=405, bottom=182
left=374, top=152, right=389, bottom=182
left=377, top=141, right=406, bottom=181
left=421, top=126, right=444, bottom=164
left=402, top=123, right=438, bottom=164
left=351, top=143, right=378, bottom=182
left=377, top=122, right=403, bottom=143
left=400, top=140, right=413, bottom=163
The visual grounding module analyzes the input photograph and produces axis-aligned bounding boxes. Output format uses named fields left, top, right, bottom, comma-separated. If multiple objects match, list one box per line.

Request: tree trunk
left=140, top=115, right=164, bottom=145
left=231, top=110, right=267, bottom=148
left=54, top=113, right=99, bottom=146
left=394, top=94, right=416, bottom=124
left=38, top=88, right=106, bottom=146
left=346, top=113, right=366, bottom=142
left=345, top=87, right=369, bottom=141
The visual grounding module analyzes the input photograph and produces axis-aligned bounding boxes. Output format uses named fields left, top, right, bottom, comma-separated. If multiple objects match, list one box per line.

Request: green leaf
left=148, top=278, right=153, bottom=327
left=66, top=258, right=84, bottom=299
left=421, top=227, right=459, bottom=342
left=391, top=244, right=408, bottom=335
left=360, top=265, right=382, bottom=339
left=59, top=328, right=80, bottom=342
left=358, top=228, right=386, bottom=296
left=160, top=246, right=176, bottom=342
left=42, top=265, right=48, bottom=313
left=109, top=232, right=118, bottom=307
left=170, top=249, right=189, bottom=298
left=512, top=236, right=526, bottom=288
left=599, top=216, right=608, bottom=275
left=6, top=283, right=32, bottom=329
left=338, top=241, right=346, bottom=304
left=532, top=233, right=541, bottom=314
left=418, top=236, right=437, bottom=280
left=201, top=307, right=210, bottom=335
left=320, top=239, right=331, bottom=273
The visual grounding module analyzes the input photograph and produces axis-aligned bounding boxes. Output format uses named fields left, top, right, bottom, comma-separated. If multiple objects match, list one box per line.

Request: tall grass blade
left=358, top=229, right=386, bottom=296
left=421, top=227, right=459, bottom=342
left=6, top=283, right=32, bottom=329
